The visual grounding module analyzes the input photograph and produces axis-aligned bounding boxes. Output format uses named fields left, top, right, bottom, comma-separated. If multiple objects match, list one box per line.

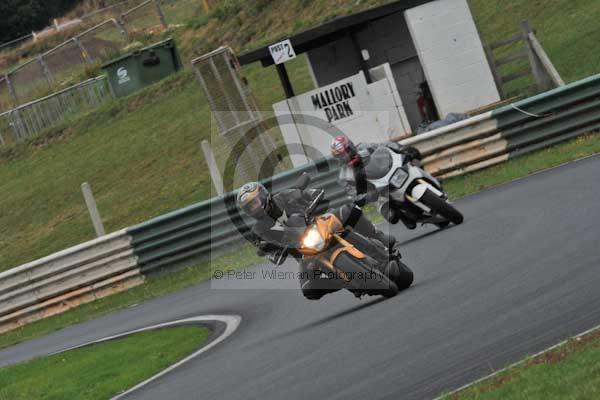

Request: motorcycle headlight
left=390, top=167, right=409, bottom=188
left=302, top=225, right=326, bottom=251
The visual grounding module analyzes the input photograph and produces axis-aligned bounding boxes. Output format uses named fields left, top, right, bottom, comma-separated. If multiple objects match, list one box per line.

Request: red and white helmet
left=330, top=135, right=358, bottom=166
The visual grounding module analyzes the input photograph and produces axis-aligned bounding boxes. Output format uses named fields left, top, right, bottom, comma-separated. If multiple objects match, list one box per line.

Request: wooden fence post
left=520, top=20, right=553, bottom=91
left=484, top=44, right=504, bottom=99
left=527, top=31, right=565, bottom=86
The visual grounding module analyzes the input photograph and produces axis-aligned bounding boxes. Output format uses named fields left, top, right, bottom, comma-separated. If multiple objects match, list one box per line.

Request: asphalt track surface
left=1, top=155, right=600, bottom=399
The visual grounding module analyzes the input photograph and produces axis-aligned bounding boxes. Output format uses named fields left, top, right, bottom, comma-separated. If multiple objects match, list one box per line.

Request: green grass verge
left=444, top=328, right=600, bottom=400
left=0, top=325, right=210, bottom=400
left=1, top=132, right=598, bottom=352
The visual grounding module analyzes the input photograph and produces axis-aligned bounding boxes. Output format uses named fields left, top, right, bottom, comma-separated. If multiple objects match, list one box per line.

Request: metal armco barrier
left=127, top=157, right=346, bottom=273
left=123, top=72, right=600, bottom=271
left=405, top=73, right=600, bottom=178
left=0, top=230, right=142, bottom=334
left=1, top=73, right=598, bottom=333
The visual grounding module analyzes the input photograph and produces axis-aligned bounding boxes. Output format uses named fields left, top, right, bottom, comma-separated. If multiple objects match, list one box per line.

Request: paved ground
left=1, top=155, right=600, bottom=399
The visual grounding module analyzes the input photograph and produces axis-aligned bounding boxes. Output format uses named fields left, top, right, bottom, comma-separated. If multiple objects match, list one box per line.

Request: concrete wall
left=405, top=0, right=500, bottom=117
left=307, top=12, right=427, bottom=130
left=273, top=65, right=411, bottom=167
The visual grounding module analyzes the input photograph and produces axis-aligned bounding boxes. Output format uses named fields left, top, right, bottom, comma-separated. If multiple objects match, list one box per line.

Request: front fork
left=405, top=179, right=444, bottom=213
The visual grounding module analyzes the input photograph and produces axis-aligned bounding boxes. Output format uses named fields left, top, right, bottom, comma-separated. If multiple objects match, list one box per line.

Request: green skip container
left=102, top=38, right=183, bottom=98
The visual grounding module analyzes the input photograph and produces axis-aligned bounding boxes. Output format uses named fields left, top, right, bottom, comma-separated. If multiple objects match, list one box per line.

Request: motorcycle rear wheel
left=391, top=260, right=414, bottom=290
left=334, top=252, right=399, bottom=298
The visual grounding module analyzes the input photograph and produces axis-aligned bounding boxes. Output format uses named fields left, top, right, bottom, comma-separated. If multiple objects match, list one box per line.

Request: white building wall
left=404, top=0, right=500, bottom=117
left=273, top=65, right=411, bottom=167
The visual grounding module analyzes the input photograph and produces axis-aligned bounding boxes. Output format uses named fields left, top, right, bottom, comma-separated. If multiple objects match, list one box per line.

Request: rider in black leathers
left=237, top=181, right=397, bottom=299
left=331, top=136, right=422, bottom=230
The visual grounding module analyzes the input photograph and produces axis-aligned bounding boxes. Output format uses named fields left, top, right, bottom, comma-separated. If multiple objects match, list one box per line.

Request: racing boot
left=397, top=213, right=417, bottom=230
left=383, top=259, right=401, bottom=284
left=301, top=262, right=340, bottom=300
left=375, top=230, right=401, bottom=256
left=382, top=202, right=416, bottom=230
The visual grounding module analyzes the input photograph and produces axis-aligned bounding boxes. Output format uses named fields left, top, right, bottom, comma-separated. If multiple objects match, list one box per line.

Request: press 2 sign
left=269, top=39, right=296, bottom=64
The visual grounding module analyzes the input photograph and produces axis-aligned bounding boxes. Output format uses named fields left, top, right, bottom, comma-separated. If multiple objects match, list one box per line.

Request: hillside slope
left=1, top=0, right=599, bottom=270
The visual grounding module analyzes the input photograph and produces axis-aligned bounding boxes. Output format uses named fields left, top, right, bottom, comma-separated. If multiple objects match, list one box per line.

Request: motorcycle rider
left=237, top=181, right=399, bottom=299
left=331, top=135, right=422, bottom=230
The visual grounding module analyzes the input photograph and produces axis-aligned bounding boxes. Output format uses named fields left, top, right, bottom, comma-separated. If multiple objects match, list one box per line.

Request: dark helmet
left=237, top=182, right=269, bottom=218
left=330, top=135, right=359, bottom=166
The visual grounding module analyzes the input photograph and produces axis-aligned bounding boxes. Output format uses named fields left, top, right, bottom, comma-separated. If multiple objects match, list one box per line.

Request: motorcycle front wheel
left=420, top=190, right=464, bottom=225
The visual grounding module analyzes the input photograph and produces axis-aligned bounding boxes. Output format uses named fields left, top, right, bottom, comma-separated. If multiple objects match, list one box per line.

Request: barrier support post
left=81, top=182, right=106, bottom=237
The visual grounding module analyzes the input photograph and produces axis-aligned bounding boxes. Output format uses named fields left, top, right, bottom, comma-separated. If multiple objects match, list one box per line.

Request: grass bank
left=444, top=327, right=600, bottom=400
left=2, top=0, right=600, bottom=271
left=0, top=52, right=314, bottom=272
left=0, top=325, right=210, bottom=400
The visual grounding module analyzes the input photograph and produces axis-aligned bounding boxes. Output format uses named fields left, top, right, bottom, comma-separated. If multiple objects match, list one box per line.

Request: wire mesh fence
left=0, top=1, right=158, bottom=61
left=0, top=34, right=34, bottom=54
left=78, top=19, right=129, bottom=62
left=0, top=112, right=11, bottom=146
left=79, top=0, right=137, bottom=25
left=122, top=0, right=167, bottom=35
left=0, top=77, right=15, bottom=114
left=9, top=59, right=52, bottom=105
left=159, top=0, right=203, bottom=24
left=192, top=47, right=283, bottom=188
left=3, top=0, right=171, bottom=111
left=43, top=40, right=90, bottom=84
left=0, top=76, right=111, bottom=146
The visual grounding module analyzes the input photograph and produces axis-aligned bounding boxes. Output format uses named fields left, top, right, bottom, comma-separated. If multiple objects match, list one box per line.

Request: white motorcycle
left=360, top=147, right=463, bottom=229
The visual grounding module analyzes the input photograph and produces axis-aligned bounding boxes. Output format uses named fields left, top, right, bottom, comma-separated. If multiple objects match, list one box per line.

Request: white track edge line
left=48, top=315, right=240, bottom=400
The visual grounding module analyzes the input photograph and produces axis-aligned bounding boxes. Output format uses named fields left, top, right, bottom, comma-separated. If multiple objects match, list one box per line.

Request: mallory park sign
left=284, top=74, right=362, bottom=125
left=273, top=66, right=412, bottom=168
left=310, top=81, right=357, bottom=123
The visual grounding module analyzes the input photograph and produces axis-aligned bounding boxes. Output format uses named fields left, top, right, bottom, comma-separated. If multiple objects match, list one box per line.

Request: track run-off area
left=1, top=155, right=599, bottom=400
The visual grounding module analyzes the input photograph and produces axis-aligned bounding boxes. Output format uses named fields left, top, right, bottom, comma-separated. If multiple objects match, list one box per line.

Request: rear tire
left=420, top=190, right=463, bottom=225
left=394, top=261, right=414, bottom=290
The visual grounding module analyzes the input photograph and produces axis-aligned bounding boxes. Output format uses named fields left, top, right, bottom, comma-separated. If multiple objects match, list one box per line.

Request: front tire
left=420, top=190, right=463, bottom=225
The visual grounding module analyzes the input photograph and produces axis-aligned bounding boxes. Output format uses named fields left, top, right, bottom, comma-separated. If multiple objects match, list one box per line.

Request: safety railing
left=0, top=76, right=111, bottom=145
